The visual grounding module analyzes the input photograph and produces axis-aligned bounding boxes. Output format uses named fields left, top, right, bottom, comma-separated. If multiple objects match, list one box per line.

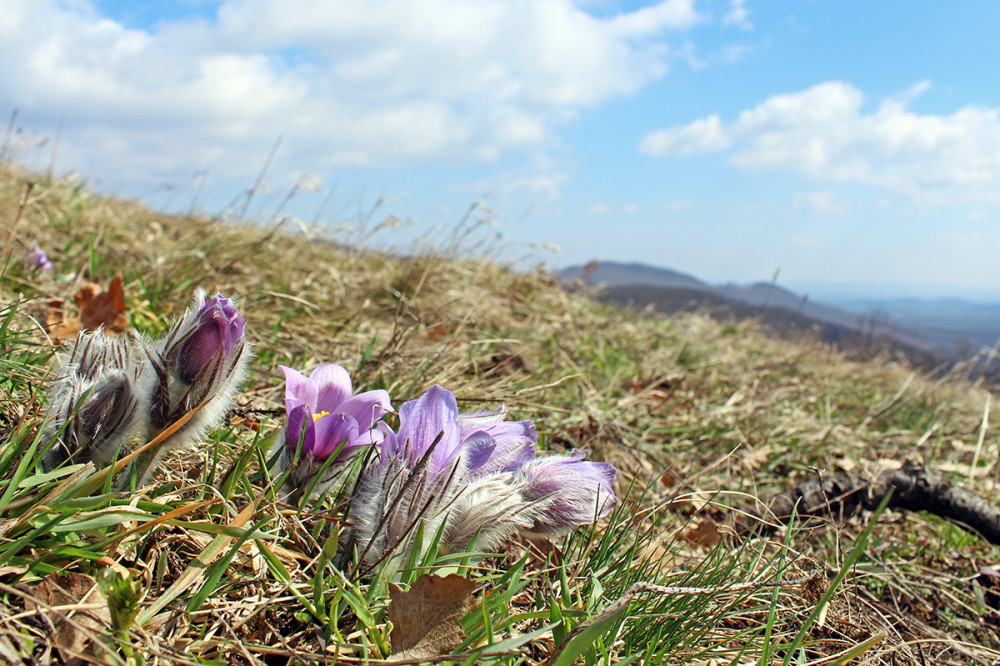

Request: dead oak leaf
left=76, top=274, right=128, bottom=333
left=46, top=275, right=130, bottom=340
left=387, top=573, right=479, bottom=661
left=685, top=517, right=722, bottom=548
left=23, top=572, right=110, bottom=662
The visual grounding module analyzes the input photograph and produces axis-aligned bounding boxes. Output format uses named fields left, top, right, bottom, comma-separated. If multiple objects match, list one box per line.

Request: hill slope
left=1, top=165, right=999, bottom=663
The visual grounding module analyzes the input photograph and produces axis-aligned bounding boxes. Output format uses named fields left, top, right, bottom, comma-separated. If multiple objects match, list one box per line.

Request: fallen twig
left=737, top=461, right=1000, bottom=544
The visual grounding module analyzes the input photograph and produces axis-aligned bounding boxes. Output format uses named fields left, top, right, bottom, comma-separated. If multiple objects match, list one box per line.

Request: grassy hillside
left=1, top=163, right=999, bottom=664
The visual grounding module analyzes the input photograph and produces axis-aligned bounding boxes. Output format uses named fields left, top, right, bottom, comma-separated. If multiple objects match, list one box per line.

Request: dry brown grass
left=1, top=162, right=999, bottom=663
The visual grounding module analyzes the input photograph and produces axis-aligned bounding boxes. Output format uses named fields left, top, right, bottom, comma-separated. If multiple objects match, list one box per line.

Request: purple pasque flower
left=349, top=384, right=619, bottom=573
left=351, top=385, right=465, bottom=566
left=378, top=388, right=536, bottom=476
left=379, top=385, right=463, bottom=474
left=352, top=385, right=538, bottom=567
left=26, top=242, right=54, bottom=271
left=280, top=363, right=391, bottom=465
left=458, top=405, right=536, bottom=477
left=519, top=451, right=618, bottom=536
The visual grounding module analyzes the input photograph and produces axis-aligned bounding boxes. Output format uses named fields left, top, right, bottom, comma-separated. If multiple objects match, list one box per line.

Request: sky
left=3, top=1, right=1000, bottom=301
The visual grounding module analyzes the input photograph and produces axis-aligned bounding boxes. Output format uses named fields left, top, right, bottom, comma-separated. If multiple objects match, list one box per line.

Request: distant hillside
left=558, top=261, right=708, bottom=291
left=558, top=261, right=987, bottom=377
left=596, top=283, right=942, bottom=372
left=560, top=260, right=1000, bottom=354
left=559, top=261, right=874, bottom=336
left=829, top=296, right=1000, bottom=351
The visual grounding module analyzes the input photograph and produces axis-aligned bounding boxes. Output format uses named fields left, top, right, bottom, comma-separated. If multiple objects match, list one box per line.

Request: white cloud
left=0, top=0, right=698, bottom=189
left=791, top=191, right=845, bottom=215
left=621, top=203, right=638, bottom=214
left=609, top=0, right=700, bottom=35
left=718, top=43, right=753, bottom=64
left=503, top=170, right=569, bottom=203
left=665, top=198, right=693, bottom=210
left=589, top=202, right=612, bottom=215
left=673, top=39, right=707, bottom=71
left=722, top=0, right=752, bottom=30
left=639, top=80, right=1000, bottom=205
left=639, top=113, right=730, bottom=155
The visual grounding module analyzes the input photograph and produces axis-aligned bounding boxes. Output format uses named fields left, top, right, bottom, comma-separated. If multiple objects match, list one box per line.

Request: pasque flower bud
left=135, top=290, right=250, bottom=481
left=174, top=295, right=245, bottom=385
left=519, top=451, right=618, bottom=536
left=42, top=330, right=147, bottom=469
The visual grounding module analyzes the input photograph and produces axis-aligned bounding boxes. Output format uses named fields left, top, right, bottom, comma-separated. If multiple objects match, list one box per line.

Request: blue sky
left=4, top=1, right=1000, bottom=300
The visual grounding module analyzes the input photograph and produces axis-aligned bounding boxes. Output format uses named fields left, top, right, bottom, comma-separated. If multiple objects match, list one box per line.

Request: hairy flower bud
left=519, top=451, right=618, bottom=536
left=136, top=290, right=251, bottom=480
left=175, top=295, right=245, bottom=384
left=42, top=330, right=147, bottom=469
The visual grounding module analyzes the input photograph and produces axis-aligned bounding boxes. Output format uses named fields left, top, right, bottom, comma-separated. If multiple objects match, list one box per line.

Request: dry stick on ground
left=736, top=461, right=1000, bottom=544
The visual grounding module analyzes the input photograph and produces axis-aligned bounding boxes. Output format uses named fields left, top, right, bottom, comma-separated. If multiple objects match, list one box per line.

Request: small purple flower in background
left=26, top=242, right=54, bottom=271
left=275, top=363, right=391, bottom=498
left=519, top=451, right=618, bottom=536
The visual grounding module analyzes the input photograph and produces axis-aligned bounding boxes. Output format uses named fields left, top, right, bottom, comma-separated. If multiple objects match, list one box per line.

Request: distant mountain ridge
left=559, top=261, right=868, bottom=336
left=559, top=262, right=707, bottom=291
left=557, top=261, right=1000, bottom=372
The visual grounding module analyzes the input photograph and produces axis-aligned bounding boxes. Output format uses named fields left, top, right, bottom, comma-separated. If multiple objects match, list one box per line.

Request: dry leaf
left=44, top=298, right=81, bottom=341
left=685, top=517, right=722, bottom=548
left=77, top=274, right=128, bottom=333
left=427, top=322, right=447, bottom=340
left=45, top=276, right=129, bottom=341
left=387, top=573, right=479, bottom=661
left=659, top=469, right=677, bottom=488
left=23, top=572, right=110, bottom=662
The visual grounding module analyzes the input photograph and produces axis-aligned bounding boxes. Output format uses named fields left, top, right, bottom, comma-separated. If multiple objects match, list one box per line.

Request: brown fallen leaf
left=77, top=274, right=128, bottom=333
left=44, top=298, right=80, bottom=341
left=46, top=276, right=129, bottom=341
left=427, top=322, right=448, bottom=340
left=23, top=572, right=110, bottom=662
left=387, top=573, right=479, bottom=661
left=685, top=517, right=722, bottom=548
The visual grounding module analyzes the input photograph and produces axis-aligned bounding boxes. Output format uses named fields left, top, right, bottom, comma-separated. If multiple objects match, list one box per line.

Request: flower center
left=312, top=411, right=330, bottom=422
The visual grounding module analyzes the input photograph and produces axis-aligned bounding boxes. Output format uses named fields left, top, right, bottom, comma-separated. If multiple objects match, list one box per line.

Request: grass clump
left=0, top=162, right=998, bottom=664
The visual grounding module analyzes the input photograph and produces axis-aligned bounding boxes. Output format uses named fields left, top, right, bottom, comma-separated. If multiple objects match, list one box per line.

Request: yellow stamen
left=312, top=411, right=330, bottom=421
